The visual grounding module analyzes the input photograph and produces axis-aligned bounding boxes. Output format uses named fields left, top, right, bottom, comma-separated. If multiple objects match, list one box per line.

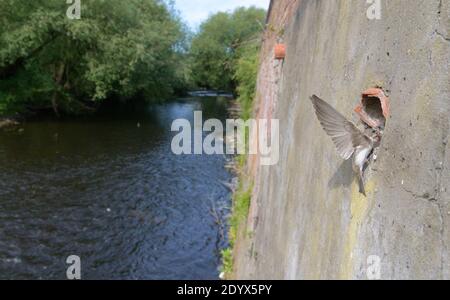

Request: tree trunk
left=52, top=62, right=66, bottom=118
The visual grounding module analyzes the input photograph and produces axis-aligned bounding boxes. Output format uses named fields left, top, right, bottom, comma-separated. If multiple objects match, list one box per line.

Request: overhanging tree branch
left=0, top=33, right=60, bottom=79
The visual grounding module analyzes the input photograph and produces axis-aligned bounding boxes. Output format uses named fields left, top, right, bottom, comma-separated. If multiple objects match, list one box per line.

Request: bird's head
left=372, top=129, right=383, bottom=143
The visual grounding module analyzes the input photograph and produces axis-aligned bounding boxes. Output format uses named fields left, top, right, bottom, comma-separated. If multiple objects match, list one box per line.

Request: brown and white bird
left=310, top=95, right=381, bottom=196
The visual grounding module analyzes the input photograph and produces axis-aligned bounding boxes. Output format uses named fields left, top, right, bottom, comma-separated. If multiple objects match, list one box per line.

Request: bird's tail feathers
left=357, top=171, right=367, bottom=197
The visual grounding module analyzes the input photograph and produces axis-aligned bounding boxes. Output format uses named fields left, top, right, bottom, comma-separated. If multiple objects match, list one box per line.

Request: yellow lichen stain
left=339, top=179, right=375, bottom=279
left=308, top=224, right=322, bottom=280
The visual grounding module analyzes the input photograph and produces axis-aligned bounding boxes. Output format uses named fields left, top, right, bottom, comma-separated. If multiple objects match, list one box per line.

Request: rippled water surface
left=0, top=97, right=231, bottom=279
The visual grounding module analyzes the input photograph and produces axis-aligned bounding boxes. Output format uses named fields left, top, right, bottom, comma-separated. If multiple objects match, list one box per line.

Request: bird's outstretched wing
left=310, top=95, right=370, bottom=160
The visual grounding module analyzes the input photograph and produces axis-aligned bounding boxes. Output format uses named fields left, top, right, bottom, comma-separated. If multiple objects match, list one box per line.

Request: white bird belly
left=354, top=147, right=371, bottom=168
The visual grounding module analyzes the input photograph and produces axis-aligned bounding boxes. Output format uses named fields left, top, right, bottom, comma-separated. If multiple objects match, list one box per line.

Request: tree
left=0, top=0, right=187, bottom=116
left=234, top=42, right=260, bottom=120
left=189, top=7, right=266, bottom=91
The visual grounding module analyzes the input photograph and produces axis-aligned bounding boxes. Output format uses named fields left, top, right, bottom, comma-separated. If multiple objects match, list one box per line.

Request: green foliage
left=221, top=178, right=252, bottom=277
left=229, top=182, right=252, bottom=247
left=221, top=248, right=233, bottom=275
left=0, top=0, right=188, bottom=115
left=234, top=43, right=260, bottom=120
left=189, top=7, right=265, bottom=91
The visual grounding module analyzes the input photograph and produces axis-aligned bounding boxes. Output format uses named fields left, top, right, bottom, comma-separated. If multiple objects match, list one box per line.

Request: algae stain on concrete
left=340, top=180, right=376, bottom=279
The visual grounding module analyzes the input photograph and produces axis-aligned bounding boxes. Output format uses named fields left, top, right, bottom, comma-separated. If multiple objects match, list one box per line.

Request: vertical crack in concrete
left=432, top=94, right=450, bottom=277
left=429, top=114, right=448, bottom=278
left=438, top=0, right=442, bottom=18
left=436, top=131, right=449, bottom=278
left=402, top=189, right=445, bottom=278
left=431, top=0, right=448, bottom=278
left=434, top=195, right=445, bottom=279
left=435, top=0, right=450, bottom=42
left=401, top=128, right=447, bottom=278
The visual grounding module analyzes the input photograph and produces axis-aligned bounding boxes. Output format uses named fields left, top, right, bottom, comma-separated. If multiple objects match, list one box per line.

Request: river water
left=0, top=97, right=232, bottom=279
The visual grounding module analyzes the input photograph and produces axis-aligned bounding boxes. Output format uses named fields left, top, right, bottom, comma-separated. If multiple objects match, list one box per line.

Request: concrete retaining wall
left=234, top=0, right=449, bottom=279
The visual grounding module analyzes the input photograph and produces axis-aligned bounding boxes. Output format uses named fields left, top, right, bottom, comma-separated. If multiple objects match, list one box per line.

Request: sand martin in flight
left=310, top=95, right=381, bottom=196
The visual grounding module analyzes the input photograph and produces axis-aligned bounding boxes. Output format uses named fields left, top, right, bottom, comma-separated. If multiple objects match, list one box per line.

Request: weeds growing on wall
left=221, top=180, right=253, bottom=276
left=220, top=42, right=260, bottom=276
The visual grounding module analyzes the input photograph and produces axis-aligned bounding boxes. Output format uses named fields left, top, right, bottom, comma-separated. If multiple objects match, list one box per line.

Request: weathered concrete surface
left=234, top=0, right=449, bottom=279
